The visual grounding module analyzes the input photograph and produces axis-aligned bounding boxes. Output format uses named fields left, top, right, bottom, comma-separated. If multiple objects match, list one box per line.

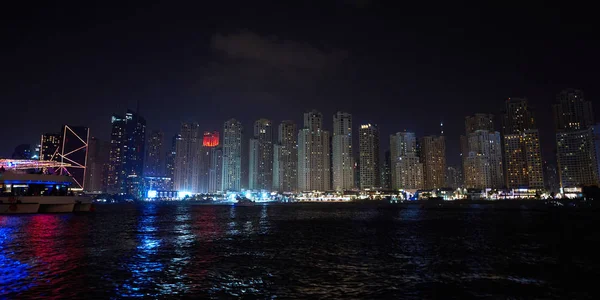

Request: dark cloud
left=198, top=31, right=351, bottom=112
left=210, top=31, right=348, bottom=71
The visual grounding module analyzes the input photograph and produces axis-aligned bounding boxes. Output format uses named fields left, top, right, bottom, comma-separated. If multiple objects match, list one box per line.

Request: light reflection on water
left=0, top=217, right=32, bottom=295
left=117, top=204, right=163, bottom=297
left=0, top=203, right=599, bottom=299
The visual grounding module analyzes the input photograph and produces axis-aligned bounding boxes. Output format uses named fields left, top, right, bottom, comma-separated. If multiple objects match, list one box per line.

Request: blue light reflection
left=116, top=204, right=164, bottom=297
left=0, top=218, right=34, bottom=295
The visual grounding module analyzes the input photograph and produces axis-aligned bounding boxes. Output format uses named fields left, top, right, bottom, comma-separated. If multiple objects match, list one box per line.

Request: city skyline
left=3, top=3, right=599, bottom=168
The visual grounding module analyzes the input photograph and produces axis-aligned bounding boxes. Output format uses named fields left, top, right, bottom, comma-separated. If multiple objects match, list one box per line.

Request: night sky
left=2, top=1, right=598, bottom=166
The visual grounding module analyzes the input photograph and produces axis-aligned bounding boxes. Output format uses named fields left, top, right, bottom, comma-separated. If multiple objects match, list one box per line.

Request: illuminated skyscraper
left=165, top=134, right=178, bottom=189
left=40, top=133, right=62, bottom=161
left=106, top=111, right=144, bottom=196
left=174, top=123, right=202, bottom=193
left=359, top=123, right=380, bottom=189
left=502, top=98, right=544, bottom=189
left=222, top=119, right=243, bottom=191
left=298, top=110, right=331, bottom=191
left=464, top=129, right=503, bottom=189
left=390, top=132, right=423, bottom=190
left=420, top=135, right=446, bottom=189
left=332, top=112, right=354, bottom=191
left=249, top=119, right=273, bottom=190
left=273, top=121, right=297, bottom=192
left=107, top=115, right=126, bottom=194
left=209, top=146, right=223, bottom=193
left=553, top=89, right=598, bottom=188
left=145, top=130, right=164, bottom=177
left=200, top=131, right=220, bottom=193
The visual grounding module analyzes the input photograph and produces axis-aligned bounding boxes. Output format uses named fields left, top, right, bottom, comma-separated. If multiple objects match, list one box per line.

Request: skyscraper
left=465, top=113, right=494, bottom=134
left=165, top=134, right=178, bottom=189
left=174, top=123, right=202, bottom=193
left=553, top=89, right=594, bottom=131
left=502, top=98, right=544, bottom=189
left=208, top=146, right=223, bottom=193
left=298, top=110, right=331, bottom=191
left=40, top=133, right=62, bottom=161
left=553, top=89, right=598, bottom=188
left=145, top=130, right=164, bottom=177
left=85, top=137, right=110, bottom=193
left=464, top=129, right=503, bottom=189
left=273, top=121, right=297, bottom=192
left=381, top=149, right=392, bottom=189
left=446, top=166, right=463, bottom=189
left=359, top=123, right=380, bottom=189
left=420, top=135, right=446, bottom=189
left=222, top=119, right=243, bottom=191
left=107, top=115, right=126, bottom=194
left=122, top=111, right=146, bottom=198
left=390, top=132, right=423, bottom=190
left=200, top=131, right=220, bottom=193
left=249, top=119, right=273, bottom=190
left=332, top=112, right=354, bottom=191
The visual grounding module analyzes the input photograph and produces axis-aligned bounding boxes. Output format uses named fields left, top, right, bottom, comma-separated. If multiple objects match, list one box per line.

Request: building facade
left=222, top=119, right=243, bottom=191
left=200, top=131, right=220, bottom=193
left=145, top=130, right=164, bottom=177
left=273, top=121, right=298, bottom=192
left=390, top=132, right=423, bottom=190
left=208, top=146, right=223, bottom=193
left=464, top=129, right=503, bottom=189
left=502, top=98, right=544, bottom=189
left=298, top=110, right=331, bottom=191
left=553, top=89, right=598, bottom=188
left=249, top=119, right=274, bottom=190
left=85, top=137, right=110, bottom=193
left=359, top=124, right=380, bottom=189
left=174, top=123, right=202, bottom=193
left=332, top=112, right=354, bottom=191
left=40, top=133, right=62, bottom=161
left=420, top=135, right=446, bottom=189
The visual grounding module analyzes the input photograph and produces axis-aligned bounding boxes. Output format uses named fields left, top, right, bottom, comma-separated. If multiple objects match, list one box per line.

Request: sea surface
left=1, top=203, right=599, bottom=299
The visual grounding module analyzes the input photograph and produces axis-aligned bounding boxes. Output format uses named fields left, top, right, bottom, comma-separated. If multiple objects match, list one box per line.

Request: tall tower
left=332, top=112, right=354, bottom=191
left=222, top=119, right=243, bottom=191
left=209, top=146, right=223, bottom=193
left=145, top=130, right=164, bottom=177
left=107, top=110, right=145, bottom=197
left=85, top=137, right=110, bottom=192
left=174, top=123, right=202, bottom=193
left=199, top=131, right=220, bottom=193
left=274, top=121, right=298, bottom=192
left=502, top=98, right=544, bottom=189
left=298, top=110, right=331, bottom=191
left=390, top=132, right=423, bottom=190
left=165, top=134, right=178, bottom=189
left=107, top=115, right=126, bottom=194
left=553, top=89, right=598, bottom=187
left=249, top=119, right=273, bottom=190
left=420, top=135, right=446, bottom=189
left=464, top=129, right=504, bottom=189
left=359, top=123, right=380, bottom=189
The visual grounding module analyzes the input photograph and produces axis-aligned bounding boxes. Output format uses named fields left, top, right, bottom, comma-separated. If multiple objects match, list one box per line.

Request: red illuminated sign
left=203, top=131, right=219, bottom=147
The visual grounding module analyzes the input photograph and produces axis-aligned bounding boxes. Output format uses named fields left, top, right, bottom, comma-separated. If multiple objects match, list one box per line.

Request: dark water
left=1, top=203, right=600, bottom=299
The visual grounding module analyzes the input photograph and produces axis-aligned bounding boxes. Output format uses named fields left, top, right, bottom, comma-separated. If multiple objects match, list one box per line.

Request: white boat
left=0, top=171, right=93, bottom=214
